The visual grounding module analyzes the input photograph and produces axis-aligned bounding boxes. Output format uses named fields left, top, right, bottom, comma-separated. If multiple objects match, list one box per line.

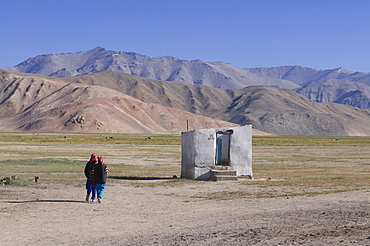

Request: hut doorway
left=215, top=130, right=233, bottom=166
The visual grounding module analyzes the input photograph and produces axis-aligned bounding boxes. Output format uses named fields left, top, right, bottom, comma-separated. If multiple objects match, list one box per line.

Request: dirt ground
left=1, top=180, right=369, bottom=246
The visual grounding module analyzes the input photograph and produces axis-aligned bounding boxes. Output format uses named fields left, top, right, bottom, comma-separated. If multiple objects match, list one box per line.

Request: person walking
left=84, top=154, right=97, bottom=203
left=92, top=156, right=108, bottom=203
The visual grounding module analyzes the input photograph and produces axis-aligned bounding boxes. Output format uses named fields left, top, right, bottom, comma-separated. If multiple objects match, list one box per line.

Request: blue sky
left=2, top=0, right=370, bottom=72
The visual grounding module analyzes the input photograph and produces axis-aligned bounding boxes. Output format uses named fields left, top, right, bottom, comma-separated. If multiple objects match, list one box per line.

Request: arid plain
left=0, top=133, right=369, bottom=245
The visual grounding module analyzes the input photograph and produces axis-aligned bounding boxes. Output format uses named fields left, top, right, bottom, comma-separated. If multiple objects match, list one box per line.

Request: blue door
left=215, top=132, right=231, bottom=166
left=215, top=138, right=222, bottom=165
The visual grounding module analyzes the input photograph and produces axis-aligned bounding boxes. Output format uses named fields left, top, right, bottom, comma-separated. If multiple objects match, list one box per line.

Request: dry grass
left=0, top=133, right=369, bottom=199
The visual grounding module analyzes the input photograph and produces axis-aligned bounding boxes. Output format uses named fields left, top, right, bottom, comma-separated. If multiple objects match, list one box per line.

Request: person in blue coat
left=92, top=156, right=108, bottom=203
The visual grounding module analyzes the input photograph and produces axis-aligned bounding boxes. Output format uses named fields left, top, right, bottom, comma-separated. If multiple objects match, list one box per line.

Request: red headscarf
left=97, top=156, right=104, bottom=165
left=90, top=154, right=97, bottom=163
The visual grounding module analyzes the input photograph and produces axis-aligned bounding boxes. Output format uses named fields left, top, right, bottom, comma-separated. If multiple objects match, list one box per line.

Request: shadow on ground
left=109, top=176, right=177, bottom=181
left=4, top=200, right=85, bottom=204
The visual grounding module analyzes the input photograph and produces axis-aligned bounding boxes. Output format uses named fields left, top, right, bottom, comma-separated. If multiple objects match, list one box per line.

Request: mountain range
left=249, top=66, right=370, bottom=109
left=4, top=47, right=298, bottom=89
left=4, top=47, right=370, bottom=110
left=1, top=69, right=370, bottom=136
left=0, top=69, right=239, bottom=134
left=2, top=47, right=370, bottom=136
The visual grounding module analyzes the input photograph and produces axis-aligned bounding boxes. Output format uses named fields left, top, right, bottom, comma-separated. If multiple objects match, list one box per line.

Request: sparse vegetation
left=0, top=176, right=33, bottom=186
left=0, top=132, right=181, bottom=145
left=0, top=133, right=369, bottom=197
left=253, top=135, right=370, bottom=146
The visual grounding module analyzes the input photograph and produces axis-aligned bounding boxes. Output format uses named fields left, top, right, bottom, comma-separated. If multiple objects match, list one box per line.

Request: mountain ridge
left=4, top=47, right=370, bottom=109
left=2, top=69, right=370, bottom=136
left=4, top=47, right=299, bottom=89
left=0, top=69, right=240, bottom=134
left=247, top=66, right=370, bottom=109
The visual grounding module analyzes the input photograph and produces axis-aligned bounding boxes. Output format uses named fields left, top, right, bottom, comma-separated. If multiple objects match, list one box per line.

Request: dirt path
left=1, top=181, right=369, bottom=245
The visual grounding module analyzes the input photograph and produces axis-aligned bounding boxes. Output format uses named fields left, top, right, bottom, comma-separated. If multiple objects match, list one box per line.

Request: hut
left=181, top=125, right=252, bottom=181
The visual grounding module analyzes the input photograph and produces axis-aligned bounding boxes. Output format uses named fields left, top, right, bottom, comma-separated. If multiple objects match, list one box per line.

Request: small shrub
left=1, top=176, right=33, bottom=186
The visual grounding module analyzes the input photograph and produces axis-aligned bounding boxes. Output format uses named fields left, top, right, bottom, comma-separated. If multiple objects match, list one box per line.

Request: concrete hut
left=181, top=125, right=252, bottom=181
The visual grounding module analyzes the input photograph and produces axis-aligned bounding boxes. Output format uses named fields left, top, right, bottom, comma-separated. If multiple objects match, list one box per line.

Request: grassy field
left=0, top=133, right=369, bottom=197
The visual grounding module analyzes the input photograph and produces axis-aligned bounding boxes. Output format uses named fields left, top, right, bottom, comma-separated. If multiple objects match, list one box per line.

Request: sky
left=2, top=0, right=370, bottom=72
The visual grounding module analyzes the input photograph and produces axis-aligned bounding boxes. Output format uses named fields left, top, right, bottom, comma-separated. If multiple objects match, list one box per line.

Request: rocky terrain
left=0, top=70, right=237, bottom=134
left=1, top=69, right=370, bottom=135
left=66, top=70, right=370, bottom=136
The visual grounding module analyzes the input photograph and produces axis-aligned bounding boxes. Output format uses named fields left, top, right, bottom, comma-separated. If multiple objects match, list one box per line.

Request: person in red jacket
left=84, top=154, right=97, bottom=202
left=92, top=156, right=108, bottom=203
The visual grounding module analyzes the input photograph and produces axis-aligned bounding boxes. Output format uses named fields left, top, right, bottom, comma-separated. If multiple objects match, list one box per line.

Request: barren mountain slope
left=295, top=79, right=370, bottom=109
left=64, top=70, right=233, bottom=117
left=0, top=70, right=236, bottom=134
left=4, top=47, right=299, bottom=89
left=63, top=70, right=370, bottom=136
left=222, top=86, right=370, bottom=136
left=247, top=66, right=354, bottom=86
left=248, top=66, right=370, bottom=109
left=6, top=48, right=370, bottom=110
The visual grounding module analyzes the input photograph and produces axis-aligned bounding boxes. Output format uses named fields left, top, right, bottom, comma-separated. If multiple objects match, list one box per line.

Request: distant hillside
left=247, top=66, right=354, bottom=86
left=4, top=47, right=298, bottom=89
left=0, top=70, right=236, bottom=134
left=65, top=70, right=370, bottom=136
left=2, top=69, right=370, bottom=135
left=295, top=79, right=370, bottom=109
left=4, top=48, right=370, bottom=110
left=247, top=66, right=370, bottom=109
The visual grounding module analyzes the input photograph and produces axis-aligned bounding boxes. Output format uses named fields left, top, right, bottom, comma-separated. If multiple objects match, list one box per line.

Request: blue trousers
left=85, top=180, right=96, bottom=200
left=95, top=183, right=106, bottom=198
